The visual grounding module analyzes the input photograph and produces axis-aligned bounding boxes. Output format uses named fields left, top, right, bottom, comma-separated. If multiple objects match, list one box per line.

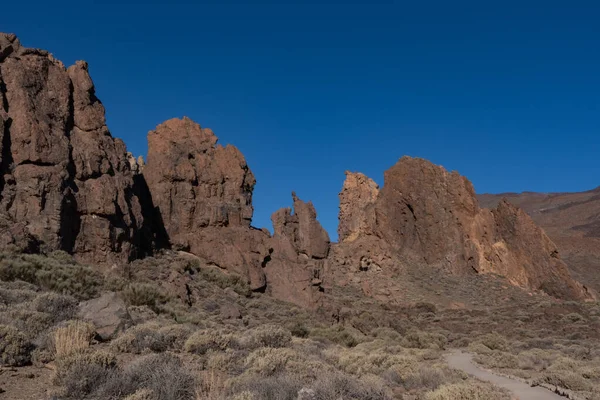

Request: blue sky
left=3, top=1, right=599, bottom=240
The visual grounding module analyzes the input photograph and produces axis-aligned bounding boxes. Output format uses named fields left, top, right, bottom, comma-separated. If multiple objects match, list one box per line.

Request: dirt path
left=446, top=350, right=566, bottom=400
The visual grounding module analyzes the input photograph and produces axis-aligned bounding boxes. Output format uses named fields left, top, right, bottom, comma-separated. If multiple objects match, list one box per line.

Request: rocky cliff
left=0, top=33, right=144, bottom=264
left=335, top=157, right=592, bottom=300
left=0, top=32, right=592, bottom=307
left=142, top=118, right=329, bottom=307
left=479, top=188, right=600, bottom=294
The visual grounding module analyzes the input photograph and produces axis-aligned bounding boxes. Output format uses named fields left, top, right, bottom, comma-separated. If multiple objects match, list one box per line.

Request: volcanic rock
left=271, top=192, right=330, bottom=259
left=0, top=33, right=144, bottom=264
left=266, top=193, right=331, bottom=308
left=143, top=117, right=270, bottom=290
left=479, top=188, right=600, bottom=294
left=78, top=292, right=132, bottom=340
left=337, top=156, right=591, bottom=300
left=338, top=171, right=379, bottom=242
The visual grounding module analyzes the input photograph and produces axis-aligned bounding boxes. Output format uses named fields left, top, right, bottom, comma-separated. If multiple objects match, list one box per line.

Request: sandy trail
left=446, top=350, right=566, bottom=400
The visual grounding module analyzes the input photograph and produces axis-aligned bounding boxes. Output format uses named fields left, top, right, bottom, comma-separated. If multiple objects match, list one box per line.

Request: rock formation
left=338, top=172, right=379, bottom=242
left=478, top=188, right=600, bottom=295
left=0, top=33, right=144, bottom=264
left=336, top=156, right=591, bottom=300
left=0, top=32, right=592, bottom=307
left=266, top=193, right=330, bottom=307
left=143, top=117, right=270, bottom=290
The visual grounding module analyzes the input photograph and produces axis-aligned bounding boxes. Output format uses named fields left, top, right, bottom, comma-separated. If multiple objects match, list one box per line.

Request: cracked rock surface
left=0, top=33, right=144, bottom=264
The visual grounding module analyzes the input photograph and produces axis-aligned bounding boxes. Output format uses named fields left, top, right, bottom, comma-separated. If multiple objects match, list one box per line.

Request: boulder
left=78, top=292, right=132, bottom=340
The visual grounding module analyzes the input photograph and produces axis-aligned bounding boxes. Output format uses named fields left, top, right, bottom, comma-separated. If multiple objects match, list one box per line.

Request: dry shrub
left=401, top=330, right=447, bottom=350
left=53, top=350, right=118, bottom=397
left=0, top=324, right=34, bottom=366
left=0, top=253, right=103, bottom=299
left=533, top=370, right=595, bottom=392
left=244, top=347, right=301, bottom=376
left=32, top=292, right=78, bottom=322
left=239, top=324, right=292, bottom=350
left=196, top=368, right=227, bottom=400
left=307, top=371, right=392, bottom=400
left=96, top=353, right=196, bottom=400
left=228, top=373, right=302, bottom=400
left=516, top=349, right=555, bottom=370
left=123, top=283, right=168, bottom=312
left=310, top=325, right=360, bottom=347
left=125, top=388, right=157, bottom=400
left=0, top=284, right=37, bottom=305
left=424, top=381, right=511, bottom=400
left=0, top=307, right=54, bottom=339
left=477, top=332, right=509, bottom=351
left=158, top=323, right=195, bottom=350
left=112, top=325, right=166, bottom=354
left=286, top=321, right=309, bottom=338
left=468, top=342, right=493, bottom=356
left=185, top=329, right=234, bottom=355
left=402, top=366, right=450, bottom=391
left=338, top=350, right=419, bottom=376
left=53, top=320, right=95, bottom=359
left=473, top=351, right=519, bottom=369
left=372, top=327, right=403, bottom=342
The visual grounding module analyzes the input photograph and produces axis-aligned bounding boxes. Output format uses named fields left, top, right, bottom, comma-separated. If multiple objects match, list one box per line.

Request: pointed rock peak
left=272, top=192, right=330, bottom=259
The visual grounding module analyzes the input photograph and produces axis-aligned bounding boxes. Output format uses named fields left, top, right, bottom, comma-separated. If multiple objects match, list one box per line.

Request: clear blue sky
left=4, top=1, right=599, bottom=241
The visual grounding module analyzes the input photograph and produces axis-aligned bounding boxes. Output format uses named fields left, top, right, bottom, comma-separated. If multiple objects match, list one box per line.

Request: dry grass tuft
left=53, top=320, right=95, bottom=359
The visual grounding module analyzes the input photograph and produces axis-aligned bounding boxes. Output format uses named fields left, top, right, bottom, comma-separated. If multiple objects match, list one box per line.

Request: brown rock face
left=478, top=188, right=600, bottom=294
left=272, top=192, right=330, bottom=259
left=0, top=33, right=143, bottom=263
left=143, top=117, right=270, bottom=290
left=338, top=172, right=379, bottom=242
left=338, top=156, right=591, bottom=300
left=267, top=193, right=331, bottom=308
